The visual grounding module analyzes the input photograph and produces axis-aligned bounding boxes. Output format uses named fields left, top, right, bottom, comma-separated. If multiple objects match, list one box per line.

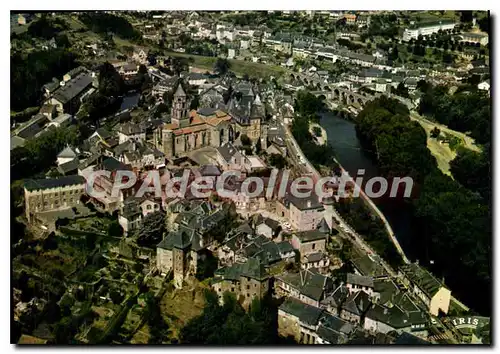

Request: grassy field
left=410, top=111, right=481, bottom=176
left=161, top=50, right=287, bottom=78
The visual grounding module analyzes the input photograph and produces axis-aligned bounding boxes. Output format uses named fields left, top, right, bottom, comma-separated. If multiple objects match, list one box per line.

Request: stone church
left=154, top=81, right=268, bottom=159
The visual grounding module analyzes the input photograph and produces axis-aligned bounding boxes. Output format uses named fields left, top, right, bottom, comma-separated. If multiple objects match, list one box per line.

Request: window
left=147, top=205, right=152, bottom=210
left=247, top=285, right=250, bottom=290
left=231, top=287, right=235, bottom=292
left=254, top=283, right=257, bottom=288
left=312, top=243, right=316, bottom=250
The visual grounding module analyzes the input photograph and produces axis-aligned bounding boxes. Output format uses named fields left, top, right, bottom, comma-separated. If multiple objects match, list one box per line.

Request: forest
left=355, top=96, right=491, bottom=315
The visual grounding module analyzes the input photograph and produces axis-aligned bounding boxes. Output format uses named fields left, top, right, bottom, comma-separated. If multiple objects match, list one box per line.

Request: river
left=319, top=112, right=418, bottom=262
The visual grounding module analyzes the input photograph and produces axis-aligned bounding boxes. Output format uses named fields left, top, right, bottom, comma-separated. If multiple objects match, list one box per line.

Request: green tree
left=214, top=58, right=231, bottom=75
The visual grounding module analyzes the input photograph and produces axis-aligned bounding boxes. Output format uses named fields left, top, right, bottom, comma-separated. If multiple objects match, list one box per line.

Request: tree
left=255, top=139, right=262, bottom=155
left=268, top=153, right=287, bottom=169
left=214, top=58, right=231, bottom=75
left=190, top=95, right=200, bottom=110
left=135, top=211, right=166, bottom=247
left=98, top=62, right=125, bottom=97
left=240, top=134, right=251, bottom=147
left=107, top=220, right=123, bottom=237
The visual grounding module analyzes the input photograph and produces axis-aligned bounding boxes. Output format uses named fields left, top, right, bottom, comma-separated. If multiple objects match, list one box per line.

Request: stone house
left=276, top=194, right=325, bottom=231
left=275, top=269, right=335, bottom=307
left=212, top=258, right=270, bottom=308
left=398, top=263, right=451, bottom=316
left=340, top=290, right=371, bottom=325
left=290, top=230, right=327, bottom=259
left=346, top=273, right=375, bottom=297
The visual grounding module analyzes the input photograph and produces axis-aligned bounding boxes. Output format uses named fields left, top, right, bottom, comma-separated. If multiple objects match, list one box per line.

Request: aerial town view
left=11, top=10, right=491, bottom=345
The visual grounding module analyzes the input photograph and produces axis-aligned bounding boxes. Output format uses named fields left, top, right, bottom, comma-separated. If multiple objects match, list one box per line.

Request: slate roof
left=394, top=332, right=430, bottom=345
left=24, top=175, right=85, bottom=191
left=306, top=252, right=326, bottom=263
left=276, top=241, right=294, bottom=254
left=119, top=123, right=143, bottom=135
left=57, top=159, right=79, bottom=175
left=317, top=218, right=331, bottom=233
left=284, top=193, right=324, bottom=211
left=351, top=254, right=388, bottom=278
left=320, top=312, right=355, bottom=335
left=53, top=73, right=93, bottom=104
left=277, top=269, right=335, bottom=301
left=102, top=157, right=132, bottom=172
left=279, top=297, right=323, bottom=326
left=346, top=273, right=374, bottom=288
left=294, top=230, right=327, bottom=243
left=94, top=128, right=112, bottom=140
left=57, top=146, right=77, bottom=159
left=341, top=290, right=371, bottom=316
left=321, top=284, right=349, bottom=309
left=216, top=142, right=241, bottom=163
left=215, top=258, right=269, bottom=281
left=399, top=263, right=445, bottom=299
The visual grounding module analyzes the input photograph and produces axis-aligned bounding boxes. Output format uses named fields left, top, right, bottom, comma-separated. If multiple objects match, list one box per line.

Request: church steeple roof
left=174, top=83, right=187, bottom=97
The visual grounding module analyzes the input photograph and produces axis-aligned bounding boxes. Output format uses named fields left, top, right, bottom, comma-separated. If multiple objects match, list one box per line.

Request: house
left=117, top=123, right=146, bottom=144
left=276, top=193, right=325, bottom=231
left=42, top=78, right=61, bottom=98
left=460, top=32, right=489, bottom=46
left=39, top=104, right=57, bottom=120
left=346, top=273, right=375, bottom=297
left=275, top=268, right=335, bottom=307
left=254, top=215, right=281, bottom=239
left=320, top=284, right=349, bottom=316
left=47, top=113, right=74, bottom=128
left=290, top=230, right=327, bottom=258
left=278, top=297, right=324, bottom=344
left=132, top=47, right=149, bottom=65
left=50, top=72, right=94, bottom=114
left=24, top=175, right=86, bottom=222
left=364, top=303, right=428, bottom=337
left=216, top=142, right=249, bottom=170
left=301, top=252, right=330, bottom=273
left=118, top=196, right=162, bottom=235
left=119, top=63, right=139, bottom=78
left=212, top=258, right=270, bottom=308
left=340, top=290, right=372, bottom=325
left=57, top=146, right=78, bottom=166
left=63, top=66, right=88, bottom=82
left=351, top=254, right=389, bottom=279
left=399, top=263, right=451, bottom=316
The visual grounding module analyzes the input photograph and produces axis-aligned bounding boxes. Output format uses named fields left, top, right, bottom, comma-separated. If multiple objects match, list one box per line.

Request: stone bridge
left=310, top=88, right=379, bottom=108
left=288, top=73, right=379, bottom=107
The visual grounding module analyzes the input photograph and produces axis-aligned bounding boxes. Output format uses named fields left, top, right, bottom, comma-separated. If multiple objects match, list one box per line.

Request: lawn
left=161, top=50, right=287, bottom=78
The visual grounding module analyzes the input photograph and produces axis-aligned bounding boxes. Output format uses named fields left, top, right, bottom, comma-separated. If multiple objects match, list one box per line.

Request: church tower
left=171, top=82, right=190, bottom=128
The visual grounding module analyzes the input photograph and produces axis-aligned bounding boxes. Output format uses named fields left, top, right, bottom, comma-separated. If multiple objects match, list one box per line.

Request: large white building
left=403, top=21, right=457, bottom=41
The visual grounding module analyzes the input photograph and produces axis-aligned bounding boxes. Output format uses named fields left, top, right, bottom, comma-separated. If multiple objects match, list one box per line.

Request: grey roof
left=174, top=83, right=187, bottom=97
left=317, top=218, right=331, bottom=233
left=294, top=230, right=327, bottom=243
left=351, top=254, right=388, bottom=278
left=321, top=284, right=349, bottom=308
left=279, top=297, right=323, bottom=326
left=320, top=312, right=355, bottom=335
left=197, top=107, right=218, bottom=116
left=94, top=128, right=112, bottom=140
left=276, top=241, right=294, bottom=254
left=53, top=73, right=93, bottom=105
left=346, top=273, right=374, bottom=288
left=216, top=142, right=240, bottom=163
left=277, top=269, right=335, bottom=301
left=24, top=175, right=85, bottom=192
left=58, top=146, right=77, bottom=159
left=341, top=290, right=371, bottom=316
left=316, top=325, right=347, bottom=344
left=284, top=193, right=324, bottom=211
left=399, top=263, right=445, bottom=299
left=306, top=252, right=326, bottom=263
left=10, top=136, right=26, bottom=150
left=216, top=257, right=269, bottom=281
left=102, top=157, right=132, bottom=172
left=57, top=159, right=79, bottom=175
